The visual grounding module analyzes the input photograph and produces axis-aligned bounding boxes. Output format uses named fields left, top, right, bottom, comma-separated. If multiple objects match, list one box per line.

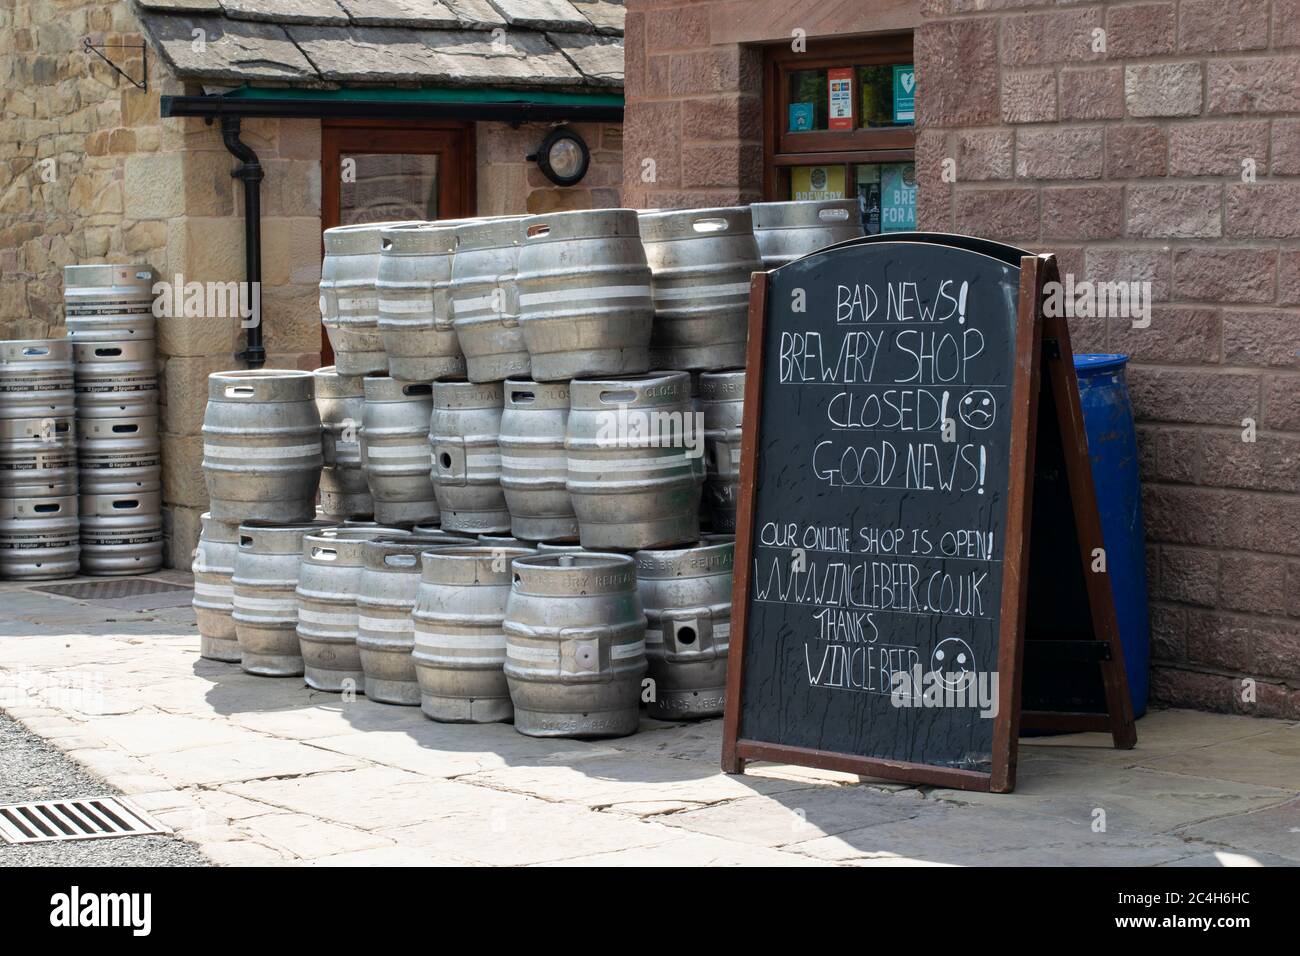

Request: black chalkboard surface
left=722, top=233, right=1135, bottom=793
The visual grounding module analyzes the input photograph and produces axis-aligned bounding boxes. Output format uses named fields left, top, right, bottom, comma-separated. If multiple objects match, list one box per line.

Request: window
left=763, top=34, right=916, bottom=232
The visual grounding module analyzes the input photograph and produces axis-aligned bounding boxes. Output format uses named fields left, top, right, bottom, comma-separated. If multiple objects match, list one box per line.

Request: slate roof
left=134, top=0, right=625, bottom=91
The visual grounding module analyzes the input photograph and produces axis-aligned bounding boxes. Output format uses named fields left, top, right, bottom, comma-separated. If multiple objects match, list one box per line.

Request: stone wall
left=477, top=121, right=624, bottom=215
left=916, top=0, right=1300, bottom=718
left=0, top=1, right=324, bottom=569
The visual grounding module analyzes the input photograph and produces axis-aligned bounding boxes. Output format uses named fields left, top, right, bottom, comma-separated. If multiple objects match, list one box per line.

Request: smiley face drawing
left=931, top=637, right=976, bottom=691
left=958, top=389, right=996, bottom=430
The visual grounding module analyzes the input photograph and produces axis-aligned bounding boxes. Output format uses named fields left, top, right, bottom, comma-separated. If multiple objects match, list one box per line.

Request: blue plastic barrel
left=1073, top=354, right=1150, bottom=717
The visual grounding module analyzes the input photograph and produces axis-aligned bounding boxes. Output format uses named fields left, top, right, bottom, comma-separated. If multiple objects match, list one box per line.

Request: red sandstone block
left=1187, top=611, right=1253, bottom=671
left=1276, top=0, right=1300, bottom=48
left=1127, top=184, right=1221, bottom=239
left=1143, top=485, right=1300, bottom=555
left=1207, top=57, right=1300, bottom=114
left=1000, top=6, right=1105, bottom=66
left=1086, top=245, right=1171, bottom=300
left=1158, top=546, right=1219, bottom=607
left=953, top=129, right=1014, bottom=181
left=1148, top=603, right=1187, bottom=661
left=1060, top=67, right=1124, bottom=121
left=916, top=18, right=1001, bottom=126
left=1150, top=666, right=1235, bottom=713
left=952, top=187, right=1039, bottom=240
left=1105, top=2, right=1176, bottom=58
left=1171, top=247, right=1276, bottom=303
left=680, top=93, right=762, bottom=142
left=1269, top=120, right=1300, bottom=175
left=1225, top=183, right=1300, bottom=239
left=1111, top=307, right=1220, bottom=364
left=1168, top=121, right=1269, bottom=177
left=1041, top=185, right=1123, bottom=240
left=1262, top=375, right=1300, bottom=430
left=1178, top=0, right=1269, bottom=53
left=1001, top=69, right=1057, bottom=124
left=1128, top=366, right=1260, bottom=425
left=645, top=4, right=710, bottom=52
left=1220, top=553, right=1292, bottom=616
left=680, top=143, right=762, bottom=189
left=1016, top=126, right=1104, bottom=180
left=1221, top=310, right=1300, bottom=369
left=1104, top=124, right=1168, bottom=179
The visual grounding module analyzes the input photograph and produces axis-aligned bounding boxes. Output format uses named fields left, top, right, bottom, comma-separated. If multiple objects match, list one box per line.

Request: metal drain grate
left=0, top=796, right=171, bottom=845
left=32, top=578, right=191, bottom=602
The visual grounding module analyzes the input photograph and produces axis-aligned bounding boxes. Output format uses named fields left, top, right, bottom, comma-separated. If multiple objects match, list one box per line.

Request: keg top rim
left=512, top=551, right=634, bottom=571
left=213, top=368, right=314, bottom=380
left=422, top=545, right=535, bottom=560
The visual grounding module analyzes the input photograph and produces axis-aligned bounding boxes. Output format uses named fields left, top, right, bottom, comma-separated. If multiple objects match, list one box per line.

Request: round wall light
left=528, top=127, right=590, bottom=187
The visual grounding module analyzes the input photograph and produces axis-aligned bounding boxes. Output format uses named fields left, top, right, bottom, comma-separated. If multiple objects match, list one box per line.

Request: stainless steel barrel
left=634, top=541, right=732, bottom=719
left=0, top=496, right=79, bottom=580
left=503, top=552, right=646, bottom=738
left=638, top=207, right=761, bottom=371
left=499, top=378, right=576, bottom=542
left=62, top=264, right=156, bottom=341
left=203, top=370, right=322, bottom=523
left=356, top=535, right=473, bottom=704
left=76, top=415, right=160, bottom=495
left=296, top=525, right=409, bottom=692
left=0, top=339, right=75, bottom=419
left=0, top=416, right=76, bottom=498
left=515, top=209, right=653, bottom=381
left=449, top=216, right=530, bottom=382
left=78, top=491, right=163, bottom=576
left=411, top=545, right=533, bottom=722
left=321, top=222, right=417, bottom=375
left=376, top=221, right=468, bottom=382
left=194, top=512, right=241, bottom=662
left=429, top=380, right=509, bottom=534
left=233, top=520, right=333, bottom=676
left=749, top=199, right=865, bottom=269
left=699, top=370, right=745, bottom=533
left=314, top=366, right=371, bottom=520
left=72, top=340, right=158, bottom=418
left=565, top=371, right=704, bottom=550
left=359, top=376, right=438, bottom=525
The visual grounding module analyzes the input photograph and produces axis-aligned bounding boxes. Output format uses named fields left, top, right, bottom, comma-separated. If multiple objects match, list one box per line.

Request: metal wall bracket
left=82, top=37, right=148, bottom=91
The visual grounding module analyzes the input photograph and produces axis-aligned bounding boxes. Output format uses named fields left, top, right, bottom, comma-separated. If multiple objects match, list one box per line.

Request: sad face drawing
left=958, top=389, right=996, bottom=431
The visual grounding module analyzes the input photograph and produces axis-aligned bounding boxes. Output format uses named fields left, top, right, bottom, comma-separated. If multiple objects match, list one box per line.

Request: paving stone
left=199, top=839, right=294, bottom=866
left=236, top=812, right=395, bottom=860
left=145, top=738, right=364, bottom=786
left=1137, top=727, right=1300, bottom=791
left=223, top=767, right=469, bottom=828
left=532, top=833, right=834, bottom=867
left=458, top=752, right=820, bottom=809
left=1159, top=849, right=1299, bottom=867
left=90, top=712, right=265, bottom=756
left=788, top=803, right=1196, bottom=867
left=304, top=844, right=479, bottom=866
left=658, top=785, right=928, bottom=848
left=1175, top=796, right=1300, bottom=863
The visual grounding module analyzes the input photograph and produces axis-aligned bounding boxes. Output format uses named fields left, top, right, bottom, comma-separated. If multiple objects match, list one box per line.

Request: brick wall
left=913, top=1, right=1300, bottom=717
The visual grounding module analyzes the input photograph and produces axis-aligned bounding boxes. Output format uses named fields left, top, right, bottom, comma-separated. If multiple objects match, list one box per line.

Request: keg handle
left=311, top=547, right=338, bottom=561
left=690, top=217, right=728, bottom=233
left=402, top=383, right=432, bottom=397
left=96, top=347, right=123, bottom=357
left=525, top=223, right=550, bottom=239
left=21, top=346, right=50, bottom=356
left=598, top=389, right=636, bottom=405
left=509, top=389, right=536, bottom=405
left=819, top=207, right=851, bottom=222
left=384, top=553, right=418, bottom=569
left=111, top=423, right=139, bottom=434
left=111, top=499, right=141, bottom=511
left=224, top=385, right=256, bottom=398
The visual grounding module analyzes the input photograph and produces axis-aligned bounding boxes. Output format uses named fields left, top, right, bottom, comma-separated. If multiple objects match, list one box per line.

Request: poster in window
left=792, top=165, right=846, bottom=201
left=788, top=102, right=815, bottom=132
left=828, top=67, right=854, bottom=130
left=880, top=163, right=916, bottom=231
left=893, top=64, right=916, bottom=124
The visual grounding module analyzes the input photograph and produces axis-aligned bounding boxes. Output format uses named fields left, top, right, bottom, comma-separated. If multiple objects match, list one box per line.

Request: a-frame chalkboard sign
left=722, top=233, right=1136, bottom=793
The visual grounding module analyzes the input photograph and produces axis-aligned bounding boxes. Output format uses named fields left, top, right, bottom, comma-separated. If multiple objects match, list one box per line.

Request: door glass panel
left=786, top=63, right=916, bottom=133
left=339, top=153, right=439, bottom=225
left=787, top=69, right=827, bottom=131
left=789, top=164, right=848, bottom=201
left=855, top=162, right=916, bottom=233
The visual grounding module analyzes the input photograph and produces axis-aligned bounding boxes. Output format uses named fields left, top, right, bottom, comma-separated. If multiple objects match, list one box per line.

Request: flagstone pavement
left=1, top=572, right=1297, bottom=866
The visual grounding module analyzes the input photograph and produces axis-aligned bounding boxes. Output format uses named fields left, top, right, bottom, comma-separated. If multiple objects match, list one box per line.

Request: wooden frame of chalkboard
left=722, top=235, right=1135, bottom=794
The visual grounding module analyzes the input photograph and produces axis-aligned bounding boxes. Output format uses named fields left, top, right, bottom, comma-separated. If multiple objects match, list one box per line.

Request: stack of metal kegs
left=194, top=198, right=864, bottom=739
left=0, top=337, right=79, bottom=579
left=64, top=264, right=164, bottom=576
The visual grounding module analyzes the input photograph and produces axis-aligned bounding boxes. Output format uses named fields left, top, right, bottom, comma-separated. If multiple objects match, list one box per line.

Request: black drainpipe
left=220, top=115, right=266, bottom=369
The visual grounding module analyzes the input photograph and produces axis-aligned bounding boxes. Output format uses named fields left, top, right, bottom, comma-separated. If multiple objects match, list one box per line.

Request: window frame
left=762, top=33, right=916, bottom=202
